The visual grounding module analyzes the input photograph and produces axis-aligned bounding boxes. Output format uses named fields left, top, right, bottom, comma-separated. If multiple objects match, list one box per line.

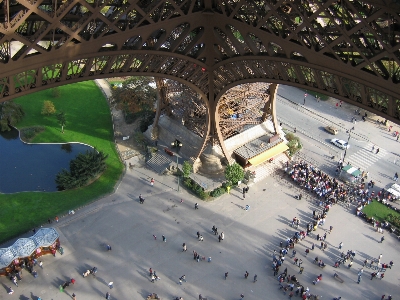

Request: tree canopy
left=111, top=76, right=157, bottom=115
left=0, top=101, right=25, bottom=131
left=224, top=162, right=245, bottom=185
left=55, top=149, right=108, bottom=190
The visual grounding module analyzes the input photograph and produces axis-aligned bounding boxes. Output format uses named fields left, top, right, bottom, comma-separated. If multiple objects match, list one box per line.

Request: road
left=275, top=85, right=400, bottom=189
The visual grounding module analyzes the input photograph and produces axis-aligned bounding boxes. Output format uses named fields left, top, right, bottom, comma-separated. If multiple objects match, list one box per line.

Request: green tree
left=224, top=162, right=245, bottom=185
left=56, top=149, right=108, bottom=190
left=41, top=100, right=56, bottom=115
left=111, top=76, right=157, bottom=115
left=182, top=161, right=193, bottom=178
left=56, top=111, right=66, bottom=133
left=285, top=133, right=302, bottom=156
left=0, top=101, right=25, bottom=131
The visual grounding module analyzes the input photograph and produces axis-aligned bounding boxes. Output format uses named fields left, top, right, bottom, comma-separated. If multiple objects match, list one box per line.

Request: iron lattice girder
left=0, top=0, right=399, bottom=122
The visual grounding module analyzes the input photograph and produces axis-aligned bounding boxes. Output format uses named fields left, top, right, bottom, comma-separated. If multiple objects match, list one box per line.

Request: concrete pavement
left=1, top=162, right=399, bottom=300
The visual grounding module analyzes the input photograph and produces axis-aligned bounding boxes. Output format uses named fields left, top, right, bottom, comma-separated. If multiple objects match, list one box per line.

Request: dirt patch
left=111, top=106, right=146, bottom=163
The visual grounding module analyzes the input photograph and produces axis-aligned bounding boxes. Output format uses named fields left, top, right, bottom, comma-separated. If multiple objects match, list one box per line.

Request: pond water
left=0, top=128, right=93, bottom=193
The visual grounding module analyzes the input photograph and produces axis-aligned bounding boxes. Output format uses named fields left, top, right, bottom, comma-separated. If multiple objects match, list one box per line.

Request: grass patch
left=0, top=81, right=123, bottom=244
left=304, top=90, right=329, bottom=101
left=362, top=200, right=400, bottom=222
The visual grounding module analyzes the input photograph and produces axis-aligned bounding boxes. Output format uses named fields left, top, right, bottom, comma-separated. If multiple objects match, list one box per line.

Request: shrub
left=183, top=178, right=193, bottom=188
left=51, top=87, right=61, bottom=98
left=20, top=126, right=45, bottom=141
left=387, top=213, right=400, bottom=229
left=41, top=100, right=56, bottom=115
left=182, top=161, right=193, bottom=178
left=285, top=133, right=302, bottom=156
left=210, top=187, right=226, bottom=198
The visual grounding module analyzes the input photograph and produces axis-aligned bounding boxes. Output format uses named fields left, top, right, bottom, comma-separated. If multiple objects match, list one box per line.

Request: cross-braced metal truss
left=163, top=79, right=207, bottom=138
left=0, top=0, right=399, bottom=160
left=218, top=83, right=271, bottom=139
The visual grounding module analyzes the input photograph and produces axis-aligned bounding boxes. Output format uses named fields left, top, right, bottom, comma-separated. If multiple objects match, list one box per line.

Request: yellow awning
left=248, top=143, right=289, bottom=166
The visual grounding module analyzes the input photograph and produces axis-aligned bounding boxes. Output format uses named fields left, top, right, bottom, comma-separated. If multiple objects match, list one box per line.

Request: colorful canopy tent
left=248, top=143, right=289, bottom=167
left=387, top=183, right=400, bottom=198
left=340, top=165, right=361, bottom=183
left=233, top=137, right=288, bottom=168
left=0, top=228, right=60, bottom=276
left=0, top=248, right=17, bottom=269
left=12, top=238, right=37, bottom=258
left=32, top=228, right=59, bottom=247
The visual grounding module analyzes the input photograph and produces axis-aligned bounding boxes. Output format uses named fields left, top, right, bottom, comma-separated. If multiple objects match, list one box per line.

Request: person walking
left=240, top=294, right=244, bottom=299
left=357, top=274, right=362, bottom=284
left=106, top=244, right=112, bottom=251
left=339, top=242, right=343, bottom=249
left=244, top=271, right=249, bottom=279
left=105, top=292, right=111, bottom=300
left=242, top=187, right=246, bottom=199
left=153, top=235, right=156, bottom=240
left=394, top=172, right=398, bottom=181
left=376, top=148, right=380, bottom=154
left=162, top=235, right=166, bottom=242
left=8, top=287, right=14, bottom=295
left=150, top=178, right=155, bottom=186
left=182, top=243, right=187, bottom=252
left=380, top=236, right=385, bottom=243
left=108, top=282, right=113, bottom=289
left=253, top=274, right=258, bottom=282
left=195, top=203, right=199, bottom=209
left=225, top=272, right=229, bottom=280
left=72, top=293, right=76, bottom=300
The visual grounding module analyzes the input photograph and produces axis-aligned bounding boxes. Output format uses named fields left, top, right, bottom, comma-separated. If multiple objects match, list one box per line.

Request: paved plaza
left=1, top=164, right=399, bottom=300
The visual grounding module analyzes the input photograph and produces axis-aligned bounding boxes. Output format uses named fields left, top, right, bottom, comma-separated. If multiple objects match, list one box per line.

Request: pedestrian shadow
left=76, top=264, right=92, bottom=277
left=95, top=276, right=108, bottom=286
left=127, top=193, right=141, bottom=203
left=277, top=215, right=291, bottom=226
left=1, top=282, right=10, bottom=292
left=18, top=295, right=29, bottom=300
left=50, top=276, right=66, bottom=289
left=231, top=202, right=245, bottom=210
left=362, top=233, right=378, bottom=243
left=134, top=264, right=152, bottom=281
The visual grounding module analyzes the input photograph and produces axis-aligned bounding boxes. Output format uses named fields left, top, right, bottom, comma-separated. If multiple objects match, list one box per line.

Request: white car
left=330, top=139, right=350, bottom=149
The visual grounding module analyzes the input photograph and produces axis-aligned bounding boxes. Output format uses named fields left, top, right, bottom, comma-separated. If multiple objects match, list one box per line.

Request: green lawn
left=0, top=81, right=124, bottom=244
left=362, top=200, right=400, bottom=222
left=304, top=90, right=329, bottom=101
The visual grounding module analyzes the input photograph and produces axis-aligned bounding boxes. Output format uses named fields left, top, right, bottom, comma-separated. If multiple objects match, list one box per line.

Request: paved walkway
left=1, top=82, right=398, bottom=299
left=1, top=165, right=399, bottom=300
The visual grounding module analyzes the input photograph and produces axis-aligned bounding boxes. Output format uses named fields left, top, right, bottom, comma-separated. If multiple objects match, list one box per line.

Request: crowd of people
left=288, top=161, right=349, bottom=204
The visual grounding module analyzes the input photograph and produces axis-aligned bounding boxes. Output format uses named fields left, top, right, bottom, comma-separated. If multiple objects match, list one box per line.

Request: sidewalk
left=2, top=81, right=398, bottom=299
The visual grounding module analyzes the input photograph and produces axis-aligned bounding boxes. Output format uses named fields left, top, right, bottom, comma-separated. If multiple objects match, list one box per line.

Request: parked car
left=325, top=126, right=338, bottom=135
left=330, top=139, right=350, bottom=149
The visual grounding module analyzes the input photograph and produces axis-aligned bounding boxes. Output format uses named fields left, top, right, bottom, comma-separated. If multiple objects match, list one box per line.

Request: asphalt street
left=276, top=85, right=400, bottom=190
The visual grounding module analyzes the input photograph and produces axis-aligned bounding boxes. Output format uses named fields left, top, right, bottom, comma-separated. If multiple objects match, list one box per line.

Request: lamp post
left=177, top=154, right=180, bottom=192
left=173, top=141, right=182, bottom=191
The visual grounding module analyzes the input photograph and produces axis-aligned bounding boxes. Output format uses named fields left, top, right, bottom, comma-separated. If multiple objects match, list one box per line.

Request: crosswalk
left=345, top=142, right=388, bottom=171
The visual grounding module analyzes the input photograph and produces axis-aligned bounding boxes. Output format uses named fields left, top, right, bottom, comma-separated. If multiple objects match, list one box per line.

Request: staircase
left=250, top=153, right=289, bottom=183
left=146, top=152, right=173, bottom=174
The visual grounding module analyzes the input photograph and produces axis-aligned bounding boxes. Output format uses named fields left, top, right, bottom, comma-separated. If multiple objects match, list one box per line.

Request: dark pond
left=0, top=127, right=93, bottom=193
